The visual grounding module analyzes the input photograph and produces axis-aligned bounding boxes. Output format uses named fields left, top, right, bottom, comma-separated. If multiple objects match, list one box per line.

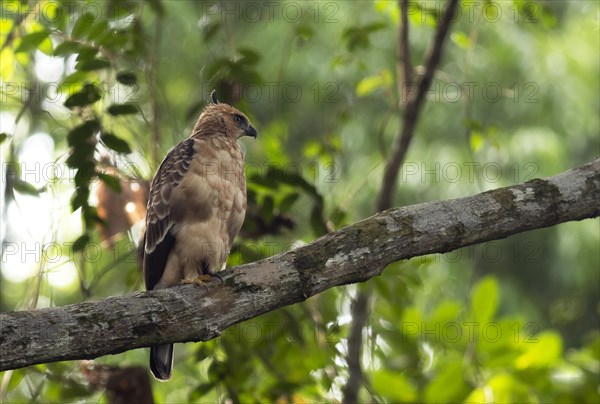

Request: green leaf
left=470, top=131, right=484, bottom=152
left=0, top=133, right=8, bottom=144
left=83, top=206, right=103, bottom=228
left=205, top=57, right=230, bottom=80
left=1, top=47, right=15, bottom=81
left=72, top=13, right=95, bottom=38
left=372, top=371, right=417, bottom=402
left=189, top=382, right=216, bottom=400
left=64, top=83, right=102, bottom=109
left=116, top=72, right=137, bottom=85
left=465, top=372, right=531, bottom=403
left=76, top=45, right=99, bottom=62
left=107, top=103, right=138, bottom=116
left=58, top=71, right=89, bottom=94
left=238, top=47, right=260, bottom=65
left=464, top=118, right=482, bottom=131
left=515, top=331, right=563, bottom=369
left=402, top=306, right=424, bottom=329
left=342, top=22, right=387, bottom=51
left=66, top=142, right=95, bottom=168
left=14, top=30, right=49, bottom=53
left=72, top=234, right=90, bottom=252
left=67, top=120, right=100, bottom=146
left=6, top=369, right=25, bottom=392
left=261, top=195, right=274, bottom=223
left=53, top=41, right=81, bottom=57
left=356, top=70, right=392, bottom=96
left=451, top=31, right=471, bottom=49
left=13, top=179, right=42, bottom=195
left=97, top=30, right=128, bottom=49
left=330, top=207, right=347, bottom=227
left=101, top=133, right=132, bottom=154
left=279, top=192, right=299, bottom=213
left=71, top=188, right=90, bottom=211
left=295, top=24, right=314, bottom=40
left=98, top=173, right=122, bottom=192
left=424, top=360, right=469, bottom=402
left=471, top=275, right=499, bottom=324
left=74, top=164, right=94, bottom=189
left=75, top=58, right=110, bottom=71
left=431, top=299, right=462, bottom=326
left=88, top=19, right=109, bottom=41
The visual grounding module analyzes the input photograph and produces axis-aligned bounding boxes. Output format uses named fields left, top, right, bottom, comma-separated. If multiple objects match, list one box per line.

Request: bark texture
left=1, top=159, right=598, bottom=371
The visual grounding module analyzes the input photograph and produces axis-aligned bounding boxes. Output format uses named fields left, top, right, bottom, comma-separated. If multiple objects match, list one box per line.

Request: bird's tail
left=150, top=343, right=173, bottom=380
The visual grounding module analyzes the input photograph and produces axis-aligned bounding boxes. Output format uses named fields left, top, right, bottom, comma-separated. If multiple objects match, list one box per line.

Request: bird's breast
left=170, top=137, right=246, bottom=229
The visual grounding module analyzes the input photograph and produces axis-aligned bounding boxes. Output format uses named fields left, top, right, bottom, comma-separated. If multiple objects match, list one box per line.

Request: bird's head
left=192, top=90, right=258, bottom=140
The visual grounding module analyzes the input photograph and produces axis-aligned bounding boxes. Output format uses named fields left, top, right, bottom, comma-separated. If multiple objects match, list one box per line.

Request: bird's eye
left=233, top=114, right=244, bottom=124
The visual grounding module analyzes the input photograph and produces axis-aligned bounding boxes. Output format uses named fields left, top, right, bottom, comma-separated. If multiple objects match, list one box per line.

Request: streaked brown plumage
left=142, top=91, right=257, bottom=380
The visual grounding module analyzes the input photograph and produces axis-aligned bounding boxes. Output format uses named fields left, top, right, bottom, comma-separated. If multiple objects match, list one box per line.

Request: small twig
left=462, top=4, right=484, bottom=189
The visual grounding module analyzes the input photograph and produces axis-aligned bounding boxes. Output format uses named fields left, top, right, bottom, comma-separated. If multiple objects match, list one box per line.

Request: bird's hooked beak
left=244, top=125, right=258, bottom=138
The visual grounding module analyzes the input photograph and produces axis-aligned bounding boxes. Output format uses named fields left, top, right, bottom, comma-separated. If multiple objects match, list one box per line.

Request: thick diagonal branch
left=1, top=159, right=598, bottom=372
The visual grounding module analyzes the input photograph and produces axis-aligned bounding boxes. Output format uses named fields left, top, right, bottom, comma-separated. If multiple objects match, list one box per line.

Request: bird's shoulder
left=146, top=139, right=195, bottom=217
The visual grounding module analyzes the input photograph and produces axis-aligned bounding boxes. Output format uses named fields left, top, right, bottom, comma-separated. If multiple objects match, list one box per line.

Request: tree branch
left=398, top=0, right=413, bottom=106
left=344, top=1, right=458, bottom=400
left=341, top=290, right=370, bottom=403
left=1, top=159, right=598, bottom=372
left=376, top=0, right=459, bottom=212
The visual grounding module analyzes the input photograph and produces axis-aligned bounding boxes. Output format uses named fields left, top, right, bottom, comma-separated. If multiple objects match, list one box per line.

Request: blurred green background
left=0, top=0, right=598, bottom=402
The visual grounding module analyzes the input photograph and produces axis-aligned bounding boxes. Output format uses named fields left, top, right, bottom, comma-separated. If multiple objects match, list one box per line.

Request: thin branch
left=0, top=158, right=598, bottom=371
left=398, top=0, right=413, bottom=106
left=341, top=289, right=370, bottom=403
left=145, top=18, right=162, bottom=168
left=344, top=1, right=459, bottom=400
left=376, top=0, right=459, bottom=212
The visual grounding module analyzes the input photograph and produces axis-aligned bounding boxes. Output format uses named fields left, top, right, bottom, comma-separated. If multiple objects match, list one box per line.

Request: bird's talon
left=181, top=274, right=211, bottom=284
left=212, top=273, right=224, bottom=284
left=181, top=277, right=208, bottom=294
left=181, top=274, right=223, bottom=290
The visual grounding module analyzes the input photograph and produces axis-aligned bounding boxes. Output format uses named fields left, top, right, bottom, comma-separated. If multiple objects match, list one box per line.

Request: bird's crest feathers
left=191, top=91, right=257, bottom=140
left=210, top=89, right=219, bottom=105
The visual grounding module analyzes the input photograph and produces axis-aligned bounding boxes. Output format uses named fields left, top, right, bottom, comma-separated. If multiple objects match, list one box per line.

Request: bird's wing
left=143, top=138, right=196, bottom=290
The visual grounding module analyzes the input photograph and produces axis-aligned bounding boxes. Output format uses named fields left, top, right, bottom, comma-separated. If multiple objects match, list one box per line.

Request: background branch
left=398, top=0, right=413, bottom=106
left=376, top=0, right=459, bottom=212
left=1, top=159, right=598, bottom=372
left=340, top=290, right=370, bottom=403
left=345, top=1, right=459, bottom=400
